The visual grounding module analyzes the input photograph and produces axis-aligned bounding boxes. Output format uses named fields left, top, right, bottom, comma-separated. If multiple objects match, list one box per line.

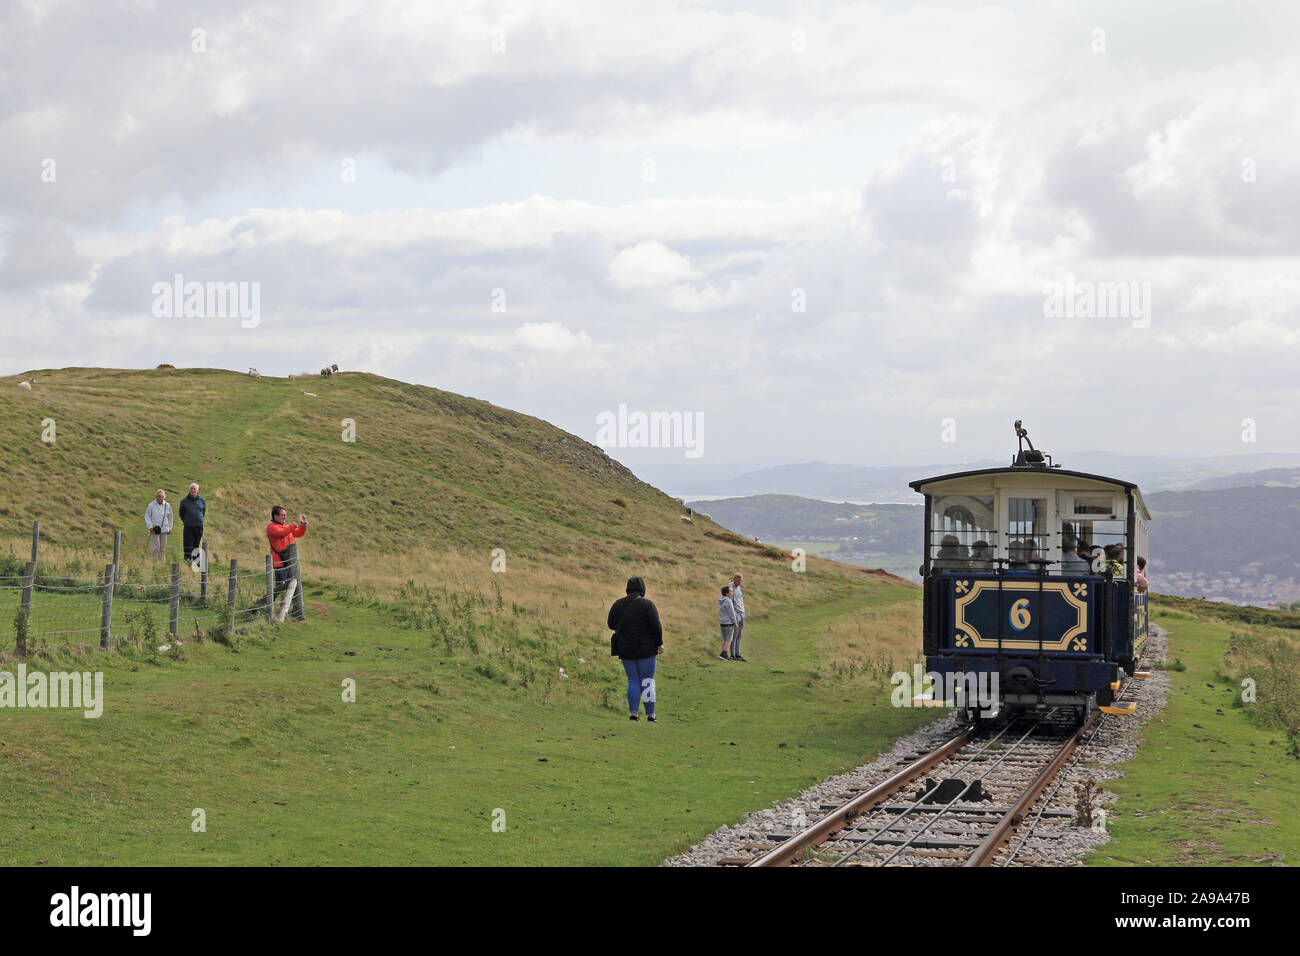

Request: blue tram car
left=910, top=424, right=1150, bottom=724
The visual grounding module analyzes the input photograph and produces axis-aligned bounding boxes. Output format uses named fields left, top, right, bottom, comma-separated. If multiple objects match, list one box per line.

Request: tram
left=910, top=423, right=1150, bottom=723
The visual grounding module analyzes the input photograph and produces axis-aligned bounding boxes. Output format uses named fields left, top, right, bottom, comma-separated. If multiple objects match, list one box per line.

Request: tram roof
left=909, top=466, right=1140, bottom=494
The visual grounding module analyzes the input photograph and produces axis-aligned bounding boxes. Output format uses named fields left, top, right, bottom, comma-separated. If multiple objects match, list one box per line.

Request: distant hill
left=1182, top=468, right=1300, bottom=491
left=1145, top=486, right=1300, bottom=575
left=702, top=461, right=996, bottom=502
left=687, top=494, right=917, bottom=551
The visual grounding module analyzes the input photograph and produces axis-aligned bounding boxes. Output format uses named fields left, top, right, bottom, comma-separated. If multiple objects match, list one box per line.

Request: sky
left=2, top=0, right=1298, bottom=471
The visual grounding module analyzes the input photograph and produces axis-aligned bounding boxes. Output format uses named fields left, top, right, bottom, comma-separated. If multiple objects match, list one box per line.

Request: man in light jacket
left=717, top=584, right=738, bottom=661
left=144, top=489, right=174, bottom=561
left=730, top=572, right=747, bottom=662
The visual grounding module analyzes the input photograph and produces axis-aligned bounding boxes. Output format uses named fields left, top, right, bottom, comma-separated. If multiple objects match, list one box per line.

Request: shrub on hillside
left=0, top=552, right=25, bottom=578
left=207, top=603, right=235, bottom=646
left=1220, top=630, right=1300, bottom=744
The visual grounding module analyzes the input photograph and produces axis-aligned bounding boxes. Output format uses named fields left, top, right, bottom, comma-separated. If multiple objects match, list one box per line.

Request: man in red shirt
left=267, top=505, right=308, bottom=592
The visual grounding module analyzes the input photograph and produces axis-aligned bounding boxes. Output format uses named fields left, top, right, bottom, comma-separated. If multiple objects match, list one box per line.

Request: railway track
left=743, top=709, right=1104, bottom=867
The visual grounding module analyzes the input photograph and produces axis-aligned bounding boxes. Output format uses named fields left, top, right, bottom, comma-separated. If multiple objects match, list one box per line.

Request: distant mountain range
left=1180, top=468, right=1300, bottom=491
left=645, top=453, right=1300, bottom=503
left=687, top=494, right=917, bottom=551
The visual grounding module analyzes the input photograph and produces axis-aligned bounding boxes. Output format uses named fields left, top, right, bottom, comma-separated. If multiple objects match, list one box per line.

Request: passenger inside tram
left=933, top=535, right=965, bottom=571
left=1007, top=538, right=1038, bottom=573
left=1060, top=534, right=1091, bottom=574
left=970, top=540, right=994, bottom=571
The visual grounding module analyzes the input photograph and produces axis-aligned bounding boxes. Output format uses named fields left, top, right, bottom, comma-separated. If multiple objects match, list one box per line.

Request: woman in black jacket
left=608, top=576, right=664, bottom=722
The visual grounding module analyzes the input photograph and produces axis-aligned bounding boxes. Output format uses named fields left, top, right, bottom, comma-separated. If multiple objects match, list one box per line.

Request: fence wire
left=2, top=552, right=304, bottom=650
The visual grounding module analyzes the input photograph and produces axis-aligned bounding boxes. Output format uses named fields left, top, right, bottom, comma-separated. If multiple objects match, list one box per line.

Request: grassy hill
left=1145, top=486, right=1300, bottom=575
left=0, top=367, right=929, bottom=865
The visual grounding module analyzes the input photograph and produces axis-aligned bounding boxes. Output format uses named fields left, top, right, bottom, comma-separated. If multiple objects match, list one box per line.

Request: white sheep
left=300, top=390, right=317, bottom=397
left=680, top=515, right=693, bottom=523
left=248, top=368, right=261, bottom=378
left=17, top=381, right=32, bottom=391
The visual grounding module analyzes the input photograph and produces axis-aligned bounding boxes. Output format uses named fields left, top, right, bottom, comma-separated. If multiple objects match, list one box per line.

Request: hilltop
left=3, top=366, right=708, bottom=582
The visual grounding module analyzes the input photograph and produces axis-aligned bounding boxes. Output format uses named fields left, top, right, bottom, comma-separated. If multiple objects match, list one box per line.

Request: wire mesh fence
left=2, top=524, right=306, bottom=653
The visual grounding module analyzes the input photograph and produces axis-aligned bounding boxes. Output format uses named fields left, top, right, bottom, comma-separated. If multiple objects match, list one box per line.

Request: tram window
left=1006, top=497, right=1048, bottom=565
left=1062, top=518, right=1126, bottom=559
left=929, top=495, right=995, bottom=567
left=1068, top=495, right=1115, bottom=516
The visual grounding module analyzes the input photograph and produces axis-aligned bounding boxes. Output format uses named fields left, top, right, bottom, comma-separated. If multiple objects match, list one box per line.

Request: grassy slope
left=0, top=367, right=929, bottom=865
left=1085, top=599, right=1300, bottom=866
left=0, top=579, right=930, bottom=865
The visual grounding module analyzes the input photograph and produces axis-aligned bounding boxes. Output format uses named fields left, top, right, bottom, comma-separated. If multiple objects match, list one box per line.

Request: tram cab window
left=1006, top=496, right=1048, bottom=570
left=929, top=495, right=995, bottom=571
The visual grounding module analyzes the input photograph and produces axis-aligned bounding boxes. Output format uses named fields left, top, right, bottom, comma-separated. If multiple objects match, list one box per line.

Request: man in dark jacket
left=608, top=576, right=663, bottom=722
left=179, top=482, right=206, bottom=565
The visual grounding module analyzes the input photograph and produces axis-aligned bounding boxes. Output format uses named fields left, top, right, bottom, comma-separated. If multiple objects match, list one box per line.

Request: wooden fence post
left=112, top=530, right=122, bottom=585
left=200, top=541, right=209, bottom=604
left=228, top=559, right=238, bottom=610
left=101, top=564, right=114, bottom=648
left=265, top=554, right=274, bottom=623
left=20, top=561, right=35, bottom=618
left=169, top=562, right=180, bottom=638
left=31, top=520, right=40, bottom=564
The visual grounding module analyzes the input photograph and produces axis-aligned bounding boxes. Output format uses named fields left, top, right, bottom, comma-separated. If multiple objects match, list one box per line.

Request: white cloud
left=607, top=240, right=700, bottom=290
left=461, top=321, right=593, bottom=353
left=3, top=0, right=1300, bottom=463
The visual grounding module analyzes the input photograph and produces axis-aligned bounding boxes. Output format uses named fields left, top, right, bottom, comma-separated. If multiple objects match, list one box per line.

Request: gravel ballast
left=665, top=627, right=1170, bottom=867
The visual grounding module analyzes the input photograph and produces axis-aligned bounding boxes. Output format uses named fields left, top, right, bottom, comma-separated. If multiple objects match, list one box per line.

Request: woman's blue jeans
left=622, top=656, right=656, bottom=716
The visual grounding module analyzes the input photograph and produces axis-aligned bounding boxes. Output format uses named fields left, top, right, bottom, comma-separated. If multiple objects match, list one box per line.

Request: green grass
left=1086, top=600, right=1300, bottom=866
left=0, top=579, right=931, bottom=865
left=0, top=366, right=934, bottom=865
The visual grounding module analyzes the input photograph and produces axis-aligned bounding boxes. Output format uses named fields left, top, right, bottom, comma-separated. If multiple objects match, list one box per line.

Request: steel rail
left=747, top=725, right=974, bottom=867
left=829, top=716, right=1032, bottom=867
left=866, top=716, right=1048, bottom=867
left=999, top=673, right=1138, bottom=865
left=964, top=712, right=1099, bottom=867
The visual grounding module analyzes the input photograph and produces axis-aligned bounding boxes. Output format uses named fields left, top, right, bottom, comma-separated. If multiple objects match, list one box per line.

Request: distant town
left=1151, top=568, right=1300, bottom=610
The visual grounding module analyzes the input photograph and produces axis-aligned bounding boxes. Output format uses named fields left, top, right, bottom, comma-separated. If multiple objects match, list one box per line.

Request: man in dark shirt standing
left=608, top=576, right=664, bottom=722
left=179, top=482, right=206, bottom=565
